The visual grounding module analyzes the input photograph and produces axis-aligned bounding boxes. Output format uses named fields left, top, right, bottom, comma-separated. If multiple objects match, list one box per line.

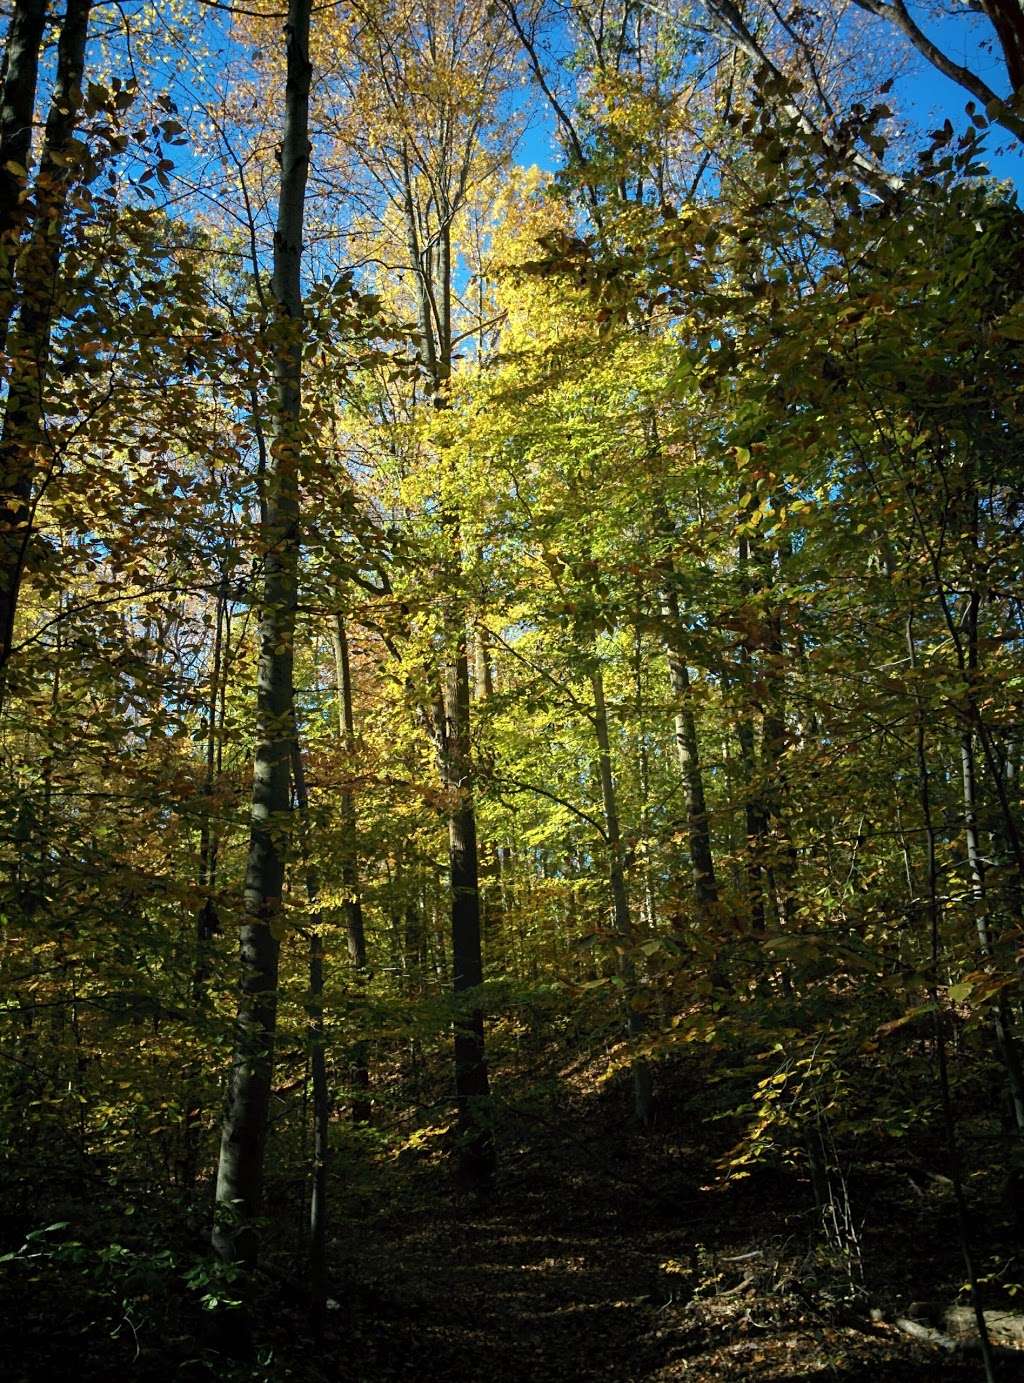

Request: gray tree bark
left=212, top=0, right=311, bottom=1269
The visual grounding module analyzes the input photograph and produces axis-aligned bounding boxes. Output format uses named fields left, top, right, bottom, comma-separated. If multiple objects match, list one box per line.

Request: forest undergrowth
left=5, top=1027, right=1024, bottom=1383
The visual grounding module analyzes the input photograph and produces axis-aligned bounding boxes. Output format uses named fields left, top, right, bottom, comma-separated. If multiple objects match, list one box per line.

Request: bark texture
left=212, top=0, right=311, bottom=1268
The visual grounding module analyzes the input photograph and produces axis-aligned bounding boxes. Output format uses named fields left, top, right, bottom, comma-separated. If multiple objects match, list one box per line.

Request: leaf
left=25, top=1222, right=70, bottom=1239
left=873, top=1004, right=936, bottom=1041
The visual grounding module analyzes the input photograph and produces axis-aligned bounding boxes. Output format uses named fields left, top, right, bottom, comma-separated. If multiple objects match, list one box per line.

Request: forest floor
left=6, top=1042, right=1024, bottom=1381
left=311, top=1049, right=1024, bottom=1383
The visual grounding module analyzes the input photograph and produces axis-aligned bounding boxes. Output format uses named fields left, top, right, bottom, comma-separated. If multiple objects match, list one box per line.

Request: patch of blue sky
left=509, top=5, right=1023, bottom=196
left=893, top=8, right=1021, bottom=193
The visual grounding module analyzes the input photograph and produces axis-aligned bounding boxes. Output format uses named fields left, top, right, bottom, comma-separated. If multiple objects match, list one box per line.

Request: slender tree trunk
left=961, top=586, right=1024, bottom=1134
left=289, top=737, right=328, bottom=1336
left=307, top=925, right=328, bottom=1328
left=661, top=584, right=717, bottom=908
left=907, top=612, right=997, bottom=1383
left=737, top=703, right=767, bottom=932
left=474, top=625, right=494, bottom=700
left=402, top=187, right=493, bottom=1187
left=759, top=541, right=799, bottom=928
left=0, top=0, right=47, bottom=345
left=443, top=642, right=495, bottom=1188
left=963, top=723, right=1024, bottom=1133
left=331, top=611, right=369, bottom=1123
left=736, top=536, right=767, bottom=932
left=631, top=623, right=656, bottom=934
left=591, top=663, right=653, bottom=1125
left=473, top=620, right=502, bottom=954
left=181, top=586, right=226, bottom=1190
left=996, top=742, right=1023, bottom=927
left=0, top=0, right=92, bottom=699
left=195, top=584, right=226, bottom=1002
left=212, top=0, right=311, bottom=1270
left=646, top=475, right=717, bottom=911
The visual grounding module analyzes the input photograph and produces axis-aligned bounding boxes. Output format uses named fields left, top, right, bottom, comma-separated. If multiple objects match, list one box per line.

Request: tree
left=212, top=0, right=312, bottom=1271
left=0, top=0, right=94, bottom=698
left=852, top=0, right=1024, bottom=142
left=319, top=0, right=520, bottom=1188
left=0, top=0, right=48, bottom=344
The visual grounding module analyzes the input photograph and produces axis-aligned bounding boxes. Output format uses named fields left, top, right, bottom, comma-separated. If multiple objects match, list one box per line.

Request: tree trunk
left=195, top=583, right=226, bottom=1002
left=181, top=585, right=226, bottom=1191
left=331, top=611, right=369, bottom=1123
left=736, top=702, right=767, bottom=932
left=0, top=0, right=47, bottom=344
left=212, top=0, right=311, bottom=1270
left=963, top=724, right=1024, bottom=1133
left=759, top=540, right=799, bottom=929
left=906, top=610, right=998, bottom=1383
left=960, top=586, right=1024, bottom=1135
left=474, top=625, right=494, bottom=700
left=443, top=643, right=495, bottom=1189
left=401, top=183, right=494, bottom=1188
left=661, top=584, right=718, bottom=908
left=736, top=536, right=768, bottom=933
left=289, top=737, right=328, bottom=1335
left=590, top=663, right=653, bottom=1125
left=0, top=0, right=92, bottom=699
left=647, top=481, right=718, bottom=913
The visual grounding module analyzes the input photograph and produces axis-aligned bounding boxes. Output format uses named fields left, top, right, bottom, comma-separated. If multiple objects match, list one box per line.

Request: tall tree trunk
left=736, top=536, right=767, bottom=933
left=195, top=583, right=226, bottom=1002
left=661, top=584, right=717, bottom=909
left=442, top=640, right=495, bottom=1188
left=289, top=737, right=329, bottom=1336
left=212, top=0, right=311, bottom=1270
left=474, top=626, right=494, bottom=701
left=963, top=722, right=1024, bottom=1133
left=0, top=0, right=47, bottom=345
left=759, top=541, right=799, bottom=928
left=736, top=693, right=767, bottom=933
left=648, top=476, right=717, bottom=913
left=473, top=620, right=502, bottom=958
left=331, top=611, right=369, bottom=1123
left=591, top=663, right=653, bottom=1125
left=906, top=610, right=998, bottom=1382
left=0, top=0, right=92, bottom=700
left=961, top=586, right=1024, bottom=1134
left=306, top=924, right=328, bottom=1331
left=181, top=585, right=226, bottom=1191
left=402, top=185, right=494, bottom=1188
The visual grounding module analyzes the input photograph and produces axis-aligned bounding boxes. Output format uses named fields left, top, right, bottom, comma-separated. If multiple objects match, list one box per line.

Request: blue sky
left=514, top=5, right=1023, bottom=195
left=898, top=9, right=1022, bottom=189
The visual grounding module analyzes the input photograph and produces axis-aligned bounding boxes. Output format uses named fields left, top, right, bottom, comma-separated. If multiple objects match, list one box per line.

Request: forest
left=0, top=0, right=1023, bottom=1378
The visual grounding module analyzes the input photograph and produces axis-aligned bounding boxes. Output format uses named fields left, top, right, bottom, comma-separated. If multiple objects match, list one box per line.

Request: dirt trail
left=329, top=1089, right=1015, bottom=1382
